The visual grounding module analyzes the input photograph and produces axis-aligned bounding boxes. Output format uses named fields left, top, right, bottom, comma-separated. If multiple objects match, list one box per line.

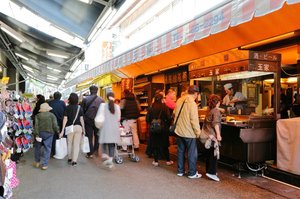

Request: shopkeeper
left=222, top=83, right=246, bottom=107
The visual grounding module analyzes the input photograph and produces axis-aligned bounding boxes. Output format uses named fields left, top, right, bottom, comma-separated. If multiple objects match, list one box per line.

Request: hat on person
left=39, top=103, right=52, bottom=112
left=224, top=83, right=233, bottom=90
left=188, top=85, right=199, bottom=94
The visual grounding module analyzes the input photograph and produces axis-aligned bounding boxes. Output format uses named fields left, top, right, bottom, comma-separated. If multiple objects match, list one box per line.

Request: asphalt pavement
left=12, top=144, right=300, bottom=199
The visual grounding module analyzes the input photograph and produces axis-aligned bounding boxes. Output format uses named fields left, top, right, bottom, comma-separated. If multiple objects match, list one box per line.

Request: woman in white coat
left=95, top=92, right=121, bottom=168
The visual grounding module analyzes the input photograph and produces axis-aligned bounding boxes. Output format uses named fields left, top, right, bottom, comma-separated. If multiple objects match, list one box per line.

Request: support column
left=3, top=67, right=7, bottom=77
left=16, top=70, right=19, bottom=94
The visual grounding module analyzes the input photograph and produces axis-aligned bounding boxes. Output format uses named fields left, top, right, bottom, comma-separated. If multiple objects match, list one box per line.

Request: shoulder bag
left=65, top=106, right=80, bottom=135
left=149, top=109, right=163, bottom=135
left=169, top=100, right=186, bottom=136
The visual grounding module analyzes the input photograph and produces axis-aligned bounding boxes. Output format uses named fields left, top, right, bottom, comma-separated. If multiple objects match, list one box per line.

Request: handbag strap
left=174, top=100, right=186, bottom=126
left=72, top=106, right=80, bottom=125
left=84, top=95, right=98, bottom=113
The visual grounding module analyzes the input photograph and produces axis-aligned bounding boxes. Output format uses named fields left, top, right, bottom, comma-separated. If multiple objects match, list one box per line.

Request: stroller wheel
left=131, top=156, right=140, bottom=162
left=115, top=156, right=123, bottom=164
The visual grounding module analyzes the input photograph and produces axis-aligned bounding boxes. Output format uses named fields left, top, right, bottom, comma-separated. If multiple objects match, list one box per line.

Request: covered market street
left=13, top=146, right=300, bottom=199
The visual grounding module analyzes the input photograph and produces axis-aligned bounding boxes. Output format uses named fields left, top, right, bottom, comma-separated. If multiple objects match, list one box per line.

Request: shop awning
left=67, top=0, right=300, bottom=85
left=75, top=72, right=123, bottom=91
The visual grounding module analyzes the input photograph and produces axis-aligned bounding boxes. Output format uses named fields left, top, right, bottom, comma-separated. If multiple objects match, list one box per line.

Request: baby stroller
left=114, top=126, right=139, bottom=164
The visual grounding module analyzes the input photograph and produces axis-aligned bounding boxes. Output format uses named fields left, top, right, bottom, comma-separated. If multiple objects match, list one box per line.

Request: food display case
left=190, top=50, right=281, bottom=164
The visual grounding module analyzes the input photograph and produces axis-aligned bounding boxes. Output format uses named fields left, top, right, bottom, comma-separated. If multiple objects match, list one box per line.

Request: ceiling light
left=47, top=50, right=69, bottom=59
left=22, top=65, right=34, bottom=72
left=78, top=0, right=91, bottom=4
left=241, top=32, right=295, bottom=49
left=0, top=26, right=23, bottom=43
left=15, top=53, right=29, bottom=60
left=65, top=72, right=72, bottom=79
left=47, top=66, right=61, bottom=73
left=47, top=76, right=59, bottom=81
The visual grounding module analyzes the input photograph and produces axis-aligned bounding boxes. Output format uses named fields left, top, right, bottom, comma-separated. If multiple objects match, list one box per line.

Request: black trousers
left=205, top=141, right=218, bottom=175
left=153, top=147, right=171, bottom=162
left=51, top=124, right=62, bottom=156
left=85, top=118, right=99, bottom=156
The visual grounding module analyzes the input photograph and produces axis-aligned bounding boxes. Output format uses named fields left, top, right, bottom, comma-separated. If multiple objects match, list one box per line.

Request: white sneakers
left=206, top=173, right=220, bottom=182
left=152, top=161, right=159, bottom=166
left=188, top=172, right=202, bottom=179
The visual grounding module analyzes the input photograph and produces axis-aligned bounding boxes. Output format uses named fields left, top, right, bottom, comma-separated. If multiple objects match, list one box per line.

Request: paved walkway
left=13, top=145, right=300, bottom=199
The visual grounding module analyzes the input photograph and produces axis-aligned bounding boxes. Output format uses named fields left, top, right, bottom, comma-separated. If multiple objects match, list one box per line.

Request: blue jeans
left=102, top=143, right=115, bottom=158
left=176, top=136, right=198, bottom=176
left=34, top=131, right=54, bottom=167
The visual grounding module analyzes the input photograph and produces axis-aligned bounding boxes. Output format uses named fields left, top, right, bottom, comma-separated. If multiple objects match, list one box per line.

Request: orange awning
left=66, top=0, right=300, bottom=86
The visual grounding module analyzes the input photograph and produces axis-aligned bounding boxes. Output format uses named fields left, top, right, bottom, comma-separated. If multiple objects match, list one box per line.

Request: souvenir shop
left=0, top=85, right=33, bottom=198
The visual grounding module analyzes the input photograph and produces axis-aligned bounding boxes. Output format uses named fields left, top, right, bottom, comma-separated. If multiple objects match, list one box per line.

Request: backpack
left=149, top=109, right=162, bottom=135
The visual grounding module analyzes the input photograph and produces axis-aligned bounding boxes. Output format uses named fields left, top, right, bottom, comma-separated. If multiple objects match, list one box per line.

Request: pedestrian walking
left=81, top=85, right=104, bottom=158
left=48, top=91, right=66, bottom=157
left=33, top=103, right=59, bottom=170
left=60, top=93, right=85, bottom=166
left=95, top=92, right=121, bottom=168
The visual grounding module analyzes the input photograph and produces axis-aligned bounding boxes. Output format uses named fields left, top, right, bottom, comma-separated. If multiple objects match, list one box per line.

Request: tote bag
left=53, top=138, right=67, bottom=159
left=81, top=136, right=90, bottom=153
left=94, top=103, right=105, bottom=129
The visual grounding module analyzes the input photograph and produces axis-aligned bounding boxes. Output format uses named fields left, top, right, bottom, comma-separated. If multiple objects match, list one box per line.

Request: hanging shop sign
left=121, top=78, right=133, bottom=97
left=189, top=51, right=280, bottom=79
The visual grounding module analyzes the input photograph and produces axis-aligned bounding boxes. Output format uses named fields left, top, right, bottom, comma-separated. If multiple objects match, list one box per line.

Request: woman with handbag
left=202, top=94, right=222, bottom=182
left=60, top=93, right=85, bottom=166
left=95, top=92, right=121, bottom=168
left=146, top=93, right=173, bottom=167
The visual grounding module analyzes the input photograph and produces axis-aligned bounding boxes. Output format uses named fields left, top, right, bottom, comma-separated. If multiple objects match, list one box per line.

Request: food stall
left=189, top=50, right=281, bottom=172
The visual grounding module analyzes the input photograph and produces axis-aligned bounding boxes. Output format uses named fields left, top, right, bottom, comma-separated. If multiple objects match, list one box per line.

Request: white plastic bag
left=94, top=103, right=105, bottom=129
left=81, top=136, right=90, bottom=153
left=53, top=138, right=67, bottom=159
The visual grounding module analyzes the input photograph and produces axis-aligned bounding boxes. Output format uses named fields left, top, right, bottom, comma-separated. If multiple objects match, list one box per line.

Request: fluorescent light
left=47, top=76, right=59, bottom=81
left=65, top=72, right=72, bottom=79
left=15, top=53, right=29, bottom=60
left=47, top=51, right=69, bottom=59
left=0, top=27, right=23, bottom=42
left=220, top=71, right=273, bottom=81
left=22, top=65, right=34, bottom=72
left=88, top=7, right=114, bottom=42
left=47, top=66, right=61, bottom=73
left=241, top=32, right=295, bottom=49
left=78, top=0, right=91, bottom=3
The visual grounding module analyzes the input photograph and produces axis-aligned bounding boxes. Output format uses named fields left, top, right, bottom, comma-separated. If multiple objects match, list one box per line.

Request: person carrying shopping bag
left=95, top=92, right=121, bottom=168
left=60, top=93, right=85, bottom=166
left=33, top=103, right=59, bottom=170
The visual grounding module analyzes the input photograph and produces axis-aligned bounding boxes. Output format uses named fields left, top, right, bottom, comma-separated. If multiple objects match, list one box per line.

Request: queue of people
left=31, top=84, right=224, bottom=182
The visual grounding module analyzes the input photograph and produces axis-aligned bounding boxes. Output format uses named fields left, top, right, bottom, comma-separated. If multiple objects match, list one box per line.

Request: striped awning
left=66, top=0, right=300, bottom=87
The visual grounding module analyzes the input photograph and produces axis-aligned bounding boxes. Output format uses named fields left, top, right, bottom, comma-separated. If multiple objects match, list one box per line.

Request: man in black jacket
left=81, top=86, right=104, bottom=158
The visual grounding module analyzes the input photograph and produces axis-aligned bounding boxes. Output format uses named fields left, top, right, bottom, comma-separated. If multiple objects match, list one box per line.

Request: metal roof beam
left=93, top=0, right=109, bottom=6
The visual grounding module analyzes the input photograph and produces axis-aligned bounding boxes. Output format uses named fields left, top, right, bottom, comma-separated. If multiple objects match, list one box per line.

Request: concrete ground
left=13, top=145, right=300, bottom=199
